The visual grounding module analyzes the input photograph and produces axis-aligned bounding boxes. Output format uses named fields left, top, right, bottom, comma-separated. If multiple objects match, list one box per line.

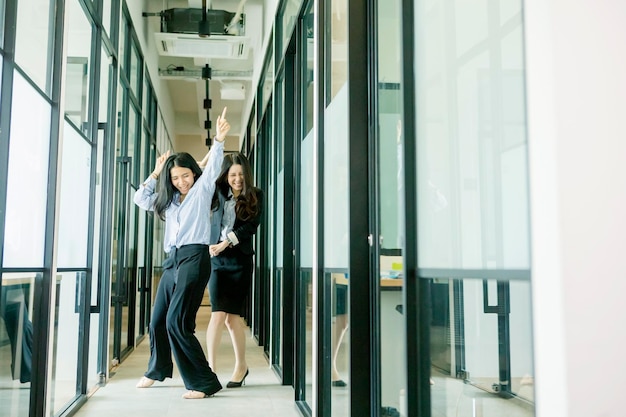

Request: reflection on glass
left=102, top=0, right=112, bottom=36
left=0, top=272, right=35, bottom=416
left=119, top=16, right=128, bottom=75
left=55, top=146, right=88, bottom=417
left=139, top=127, right=149, bottom=198
left=135, top=140, right=154, bottom=338
left=128, top=105, right=138, bottom=183
left=414, top=0, right=535, bottom=416
left=4, top=72, right=51, bottom=267
left=300, top=130, right=314, bottom=406
left=300, top=1, right=315, bottom=407
left=0, top=0, right=5, bottom=49
left=241, top=110, right=252, bottom=152
left=15, top=0, right=53, bottom=93
left=109, top=86, right=125, bottom=367
left=326, top=0, right=350, bottom=413
left=377, top=0, right=407, bottom=414
left=88, top=128, right=106, bottom=389
left=129, top=42, right=141, bottom=100
left=303, top=4, right=314, bottom=134
left=98, top=46, right=111, bottom=123
left=143, top=78, right=150, bottom=129
left=51, top=272, right=81, bottom=414
left=429, top=278, right=535, bottom=417
left=275, top=77, right=285, bottom=369
left=280, top=0, right=303, bottom=55
left=122, top=104, right=140, bottom=351
left=328, top=0, right=347, bottom=102
left=57, top=123, right=92, bottom=268
left=64, top=0, right=92, bottom=130
left=415, top=0, right=529, bottom=271
left=262, top=37, right=274, bottom=115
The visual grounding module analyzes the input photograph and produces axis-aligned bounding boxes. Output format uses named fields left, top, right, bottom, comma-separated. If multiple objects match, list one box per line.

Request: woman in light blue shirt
left=133, top=108, right=229, bottom=399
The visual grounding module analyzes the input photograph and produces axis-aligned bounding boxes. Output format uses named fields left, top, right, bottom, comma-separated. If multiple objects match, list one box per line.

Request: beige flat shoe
left=136, top=376, right=155, bottom=388
left=182, top=390, right=209, bottom=399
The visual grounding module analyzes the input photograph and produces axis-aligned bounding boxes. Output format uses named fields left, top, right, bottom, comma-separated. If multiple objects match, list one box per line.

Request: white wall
left=524, top=2, right=626, bottom=417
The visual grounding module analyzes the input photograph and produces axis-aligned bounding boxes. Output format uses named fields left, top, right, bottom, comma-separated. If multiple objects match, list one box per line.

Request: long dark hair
left=154, top=152, right=202, bottom=220
left=211, top=153, right=260, bottom=221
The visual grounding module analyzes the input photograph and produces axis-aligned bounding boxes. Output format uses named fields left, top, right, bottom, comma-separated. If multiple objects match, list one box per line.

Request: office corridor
left=72, top=307, right=300, bottom=417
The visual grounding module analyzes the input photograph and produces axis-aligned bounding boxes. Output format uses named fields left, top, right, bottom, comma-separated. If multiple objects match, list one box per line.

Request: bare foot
left=182, top=390, right=209, bottom=399
left=136, top=376, right=155, bottom=388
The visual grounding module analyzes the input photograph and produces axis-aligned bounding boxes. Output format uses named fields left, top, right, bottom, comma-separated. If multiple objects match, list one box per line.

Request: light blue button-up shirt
left=133, top=140, right=224, bottom=253
left=219, top=190, right=237, bottom=242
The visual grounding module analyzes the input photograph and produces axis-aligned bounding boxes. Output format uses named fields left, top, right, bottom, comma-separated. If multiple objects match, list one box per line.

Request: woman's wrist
left=150, top=172, right=159, bottom=180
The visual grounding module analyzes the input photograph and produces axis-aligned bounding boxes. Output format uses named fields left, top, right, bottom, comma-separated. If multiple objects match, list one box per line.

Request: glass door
left=295, top=1, right=315, bottom=412
left=373, top=0, right=408, bottom=415
left=136, top=127, right=155, bottom=341
left=270, top=71, right=285, bottom=371
left=324, top=0, right=350, bottom=414
left=109, top=88, right=139, bottom=366
left=408, top=0, right=536, bottom=416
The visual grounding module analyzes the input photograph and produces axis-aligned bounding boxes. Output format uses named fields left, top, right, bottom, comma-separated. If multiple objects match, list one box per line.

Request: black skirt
left=208, top=248, right=253, bottom=315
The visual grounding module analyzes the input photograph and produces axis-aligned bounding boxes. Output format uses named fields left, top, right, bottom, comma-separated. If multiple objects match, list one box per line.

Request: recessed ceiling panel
left=155, top=33, right=249, bottom=59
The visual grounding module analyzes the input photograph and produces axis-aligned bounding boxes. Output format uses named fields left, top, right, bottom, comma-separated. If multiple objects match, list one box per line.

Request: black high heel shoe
left=226, top=369, right=249, bottom=388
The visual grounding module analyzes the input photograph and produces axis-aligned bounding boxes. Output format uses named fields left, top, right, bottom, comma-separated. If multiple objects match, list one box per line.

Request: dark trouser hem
left=204, top=380, right=223, bottom=396
left=144, top=371, right=173, bottom=382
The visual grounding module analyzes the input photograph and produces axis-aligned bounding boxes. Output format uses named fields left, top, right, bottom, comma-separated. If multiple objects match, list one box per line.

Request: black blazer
left=210, top=188, right=263, bottom=256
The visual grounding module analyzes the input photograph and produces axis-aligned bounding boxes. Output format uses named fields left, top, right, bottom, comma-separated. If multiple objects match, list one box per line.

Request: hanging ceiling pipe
left=198, top=0, right=211, bottom=37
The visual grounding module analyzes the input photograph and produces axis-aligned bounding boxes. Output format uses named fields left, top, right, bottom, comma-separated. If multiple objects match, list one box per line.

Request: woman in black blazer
left=206, top=153, right=262, bottom=388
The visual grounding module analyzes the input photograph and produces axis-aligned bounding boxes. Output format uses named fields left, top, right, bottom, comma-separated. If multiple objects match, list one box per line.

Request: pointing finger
left=221, top=107, right=228, bottom=120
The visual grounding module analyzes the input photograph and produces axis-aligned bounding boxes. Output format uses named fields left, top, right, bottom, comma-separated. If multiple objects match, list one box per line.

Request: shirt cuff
left=227, top=231, right=239, bottom=246
left=143, top=176, right=157, bottom=188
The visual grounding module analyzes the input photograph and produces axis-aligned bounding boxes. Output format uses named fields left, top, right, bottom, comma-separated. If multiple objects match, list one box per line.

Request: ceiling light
left=220, top=82, right=246, bottom=100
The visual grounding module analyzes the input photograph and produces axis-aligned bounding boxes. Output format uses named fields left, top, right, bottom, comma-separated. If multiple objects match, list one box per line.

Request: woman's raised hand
left=152, top=150, right=171, bottom=179
left=215, top=107, right=230, bottom=142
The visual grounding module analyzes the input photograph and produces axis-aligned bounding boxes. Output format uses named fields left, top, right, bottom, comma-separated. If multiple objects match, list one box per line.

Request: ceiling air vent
left=160, top=8, right=244, bottom=36
left=155, top=33, right=249, bottom=59
left=153, top=8, right=248, bottom=59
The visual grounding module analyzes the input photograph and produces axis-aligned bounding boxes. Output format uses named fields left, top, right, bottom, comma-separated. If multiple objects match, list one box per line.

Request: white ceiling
left=142, top=0, right=264, bottom=154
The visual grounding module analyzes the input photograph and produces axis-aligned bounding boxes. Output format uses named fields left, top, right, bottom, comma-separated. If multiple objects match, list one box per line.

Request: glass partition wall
left=1, top=71, right=53, bottom=416
left=297, top=1, right=315, bottom=413
left=405, top=0, right=536, bottom=416
left=51, top=2, right=97, bottom=412
left=0, top=0, right=162, bottom=415
left=376, top=0, right=407, bottom=415
left=272, top=0, right=536, bottom=415
left=325, top=0, right=350, bottom=415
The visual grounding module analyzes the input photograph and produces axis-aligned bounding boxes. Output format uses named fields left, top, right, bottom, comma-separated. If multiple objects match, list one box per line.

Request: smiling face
left=227, top=164, right=244, bottom=196
left=170, top=166, right=195, bottom=196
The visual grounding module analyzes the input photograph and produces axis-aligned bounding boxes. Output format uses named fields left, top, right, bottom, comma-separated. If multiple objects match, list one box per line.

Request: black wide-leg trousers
left=144, top=244, right=221, bottom=394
